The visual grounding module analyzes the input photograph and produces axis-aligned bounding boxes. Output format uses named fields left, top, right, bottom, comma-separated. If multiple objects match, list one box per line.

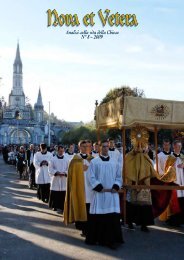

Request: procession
left=1, top=51, right=184, bottom=257
left=1, top=115, right=184, bottom=252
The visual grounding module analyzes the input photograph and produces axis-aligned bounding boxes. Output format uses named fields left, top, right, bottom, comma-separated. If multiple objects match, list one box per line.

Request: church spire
left=36, top=88, right=43, bottom=107
left=34, top=87, right=44, bottom=123
left=9, top=42, right=25, bottom=107
left=14, top=42, right=22, bottom=68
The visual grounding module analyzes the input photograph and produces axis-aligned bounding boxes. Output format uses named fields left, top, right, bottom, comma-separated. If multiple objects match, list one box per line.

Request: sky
left=0, top=0, right=184, bottom=122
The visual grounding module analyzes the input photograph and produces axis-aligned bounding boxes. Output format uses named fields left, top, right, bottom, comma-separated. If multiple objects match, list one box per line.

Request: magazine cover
left=0, top=1, right=184, bottom=259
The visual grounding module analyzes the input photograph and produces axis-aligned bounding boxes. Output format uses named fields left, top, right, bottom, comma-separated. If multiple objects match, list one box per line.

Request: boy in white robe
left=108, top=138, right=121, bottom=162
left=108, top=138, right=123, bottom=172
left=64, top=144, right=75, bottom=161
left=49, top=145, right=69, bottom=213
left=33, top=143, right=52, bottom=203
left=85, top=140, right=123, bottom=249
left=92, top=142, right=99, bottom=158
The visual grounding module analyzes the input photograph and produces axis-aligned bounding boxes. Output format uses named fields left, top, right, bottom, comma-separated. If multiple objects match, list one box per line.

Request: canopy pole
left=122, top=127, right=126, bottom=226
left=122, top=127, right=126, bottom=184
left=97, top=128, right=100, bottom=143
left=154, top=126, right=158, bottom=173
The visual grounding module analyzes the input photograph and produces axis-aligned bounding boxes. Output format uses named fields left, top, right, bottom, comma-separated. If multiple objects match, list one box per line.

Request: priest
left=125, top=126, right=156, bottom=232
left=64, top=140, right=94, bottom=237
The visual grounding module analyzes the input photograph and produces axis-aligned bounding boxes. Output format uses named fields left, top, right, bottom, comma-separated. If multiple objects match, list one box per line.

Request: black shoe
left=57, top=209, right=63, bottom=214
left=128, top=223, right=135, bottom=230
left=106, top=243, right=117, bottom=250
left=85, top=240, right=95, bottom=245
left=166, top=219, right=181, bottom=227
left=141, top=226, right=149, bottom=232
left=80, top=233, right=86, bottom=237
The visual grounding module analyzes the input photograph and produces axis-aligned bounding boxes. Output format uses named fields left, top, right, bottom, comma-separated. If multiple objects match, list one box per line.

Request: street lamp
left=15, top=111, right=22, bottom=144
left=48, top=101, right=51, bottom=147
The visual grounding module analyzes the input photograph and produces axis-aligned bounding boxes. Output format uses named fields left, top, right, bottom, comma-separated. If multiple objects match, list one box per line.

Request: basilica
left=0, top=43, right=69, bottom=145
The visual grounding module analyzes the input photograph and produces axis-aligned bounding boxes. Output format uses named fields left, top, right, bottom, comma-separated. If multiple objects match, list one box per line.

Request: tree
left=100, top=86, right=145, bottom=104
left=97, top=86, right=145, bottom=143
left=61, top=124, right=108, bottom=145
left=62, top=126, right=94, bottom=144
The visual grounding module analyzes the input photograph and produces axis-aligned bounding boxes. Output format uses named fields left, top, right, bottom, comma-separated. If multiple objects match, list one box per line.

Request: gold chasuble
left=125, top=151, right=156, bottom=185
left=126, top=126, right=156, bottom=185
left=125, top=151, right=157, bottom=205
left=64, top=155, right=87, bottom=225
left=125, top=126, right=157, bottom=205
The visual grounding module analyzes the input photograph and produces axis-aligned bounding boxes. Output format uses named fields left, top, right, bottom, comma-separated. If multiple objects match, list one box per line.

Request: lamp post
left=15, top=111, right=21, bottom=144
left=48, top=101, right=51, bottom=147
left=17, top=119, right=19, bottom=144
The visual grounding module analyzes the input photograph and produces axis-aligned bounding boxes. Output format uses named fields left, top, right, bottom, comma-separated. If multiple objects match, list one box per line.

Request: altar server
left=85, top=140, right=123, bottom=249
left=49, top=145, right=69, bottom=212
left=33, top=143, right=52, bottom=203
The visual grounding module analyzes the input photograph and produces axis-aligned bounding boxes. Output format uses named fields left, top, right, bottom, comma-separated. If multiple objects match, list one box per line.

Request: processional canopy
left=95, top=96, right=184, bottom=130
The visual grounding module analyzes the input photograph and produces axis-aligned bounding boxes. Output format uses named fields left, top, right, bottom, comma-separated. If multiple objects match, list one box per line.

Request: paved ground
left=0, top=155, right=184, bottom=260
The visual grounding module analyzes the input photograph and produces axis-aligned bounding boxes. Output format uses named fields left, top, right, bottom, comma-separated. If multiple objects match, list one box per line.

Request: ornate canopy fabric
left=95, top=96, right=123, bottom=129
left=96, top=96, right=184, bottom=129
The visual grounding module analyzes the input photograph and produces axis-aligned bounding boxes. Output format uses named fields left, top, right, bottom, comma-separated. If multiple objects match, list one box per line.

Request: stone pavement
left=0, top=155, right=184, bottom=260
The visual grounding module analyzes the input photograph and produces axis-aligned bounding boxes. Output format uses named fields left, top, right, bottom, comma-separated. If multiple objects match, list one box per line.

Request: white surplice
left=108, top=148, right=121, bottom=162
left=64, top=152, right=75, bottom=162
left=88, top=156, right=122, bottom=214
left=33, top=151, right=53, bottom=184
left=108, top=148, right=123, bottom=172
left=172, top=153, right=184, bottom=198
left=49, top=155, right=69, bottom=191
left=92, top=151, right=99, bottom=158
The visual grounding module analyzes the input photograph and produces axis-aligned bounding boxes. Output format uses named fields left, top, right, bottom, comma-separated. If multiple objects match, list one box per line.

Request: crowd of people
left=1, top=137, right=184, bottom=250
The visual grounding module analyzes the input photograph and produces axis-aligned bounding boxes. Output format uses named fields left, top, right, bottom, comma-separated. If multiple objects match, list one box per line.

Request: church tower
left=9, top=42, right=25, bottom=108
left=34, top=88, right=44, bottom=122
